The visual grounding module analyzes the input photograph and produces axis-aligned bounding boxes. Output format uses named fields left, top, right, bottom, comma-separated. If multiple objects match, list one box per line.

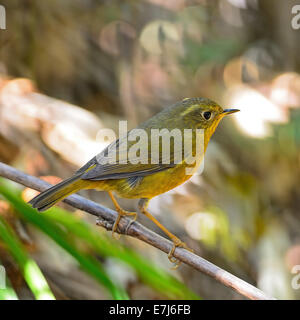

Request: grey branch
left=0, top=161, right=275, bottom=300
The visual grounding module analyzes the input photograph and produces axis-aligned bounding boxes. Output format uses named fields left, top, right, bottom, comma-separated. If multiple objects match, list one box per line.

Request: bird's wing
left=80, top=131, right=186, bottom=181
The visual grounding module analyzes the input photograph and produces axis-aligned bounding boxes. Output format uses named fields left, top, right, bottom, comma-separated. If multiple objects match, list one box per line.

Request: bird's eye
left=203, top=111, right=212, bottom=120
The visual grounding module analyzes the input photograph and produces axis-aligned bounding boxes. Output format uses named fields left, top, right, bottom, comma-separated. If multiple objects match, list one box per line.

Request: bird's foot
left=112, top=208, right=137, bottom=240
left=168, top=238, right=193, bottom=269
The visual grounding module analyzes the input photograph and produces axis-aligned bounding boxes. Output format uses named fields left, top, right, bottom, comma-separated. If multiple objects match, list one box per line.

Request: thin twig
left=0, top=161, right=275, bottom=300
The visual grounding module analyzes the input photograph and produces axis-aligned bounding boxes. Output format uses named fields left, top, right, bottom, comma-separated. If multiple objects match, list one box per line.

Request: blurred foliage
left=0, top=276, right=18, bottom=300
left=0, top=213, right=55, bottom=300
left=0, top=180, right=199, bottom=300
left=0, top=0, right=300, bottom=299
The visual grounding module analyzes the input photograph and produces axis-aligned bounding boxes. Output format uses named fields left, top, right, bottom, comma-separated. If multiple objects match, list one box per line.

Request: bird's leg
left=138, top=198, right=193, bottom=268
left=108, top=191, right=137, bottom=239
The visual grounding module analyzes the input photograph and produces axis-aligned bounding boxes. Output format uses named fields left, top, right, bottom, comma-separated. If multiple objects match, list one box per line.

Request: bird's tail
left=29, top=173, right=86, bottom=212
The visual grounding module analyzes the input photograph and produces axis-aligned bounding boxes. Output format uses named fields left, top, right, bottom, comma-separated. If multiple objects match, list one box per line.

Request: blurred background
left=0, top=0, right=300, bottom=300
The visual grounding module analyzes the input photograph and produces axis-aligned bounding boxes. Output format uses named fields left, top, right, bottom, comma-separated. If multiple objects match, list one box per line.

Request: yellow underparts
left=84, top=162, right=198, bottom=199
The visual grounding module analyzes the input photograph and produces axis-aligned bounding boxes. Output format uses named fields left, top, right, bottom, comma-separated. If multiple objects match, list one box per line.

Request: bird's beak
left=222, top=109, right=240, bottom=115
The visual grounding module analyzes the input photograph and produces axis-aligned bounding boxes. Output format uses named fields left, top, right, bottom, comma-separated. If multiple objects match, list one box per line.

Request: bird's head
left=179, top=98, right=239, bottom=134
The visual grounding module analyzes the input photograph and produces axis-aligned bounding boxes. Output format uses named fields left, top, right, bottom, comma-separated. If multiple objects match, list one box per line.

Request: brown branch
left=0, top=161, right=275, bottom=300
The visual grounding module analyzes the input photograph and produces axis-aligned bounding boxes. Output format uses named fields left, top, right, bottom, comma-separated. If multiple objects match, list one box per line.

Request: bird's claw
left=168, top=239, right=193, bottom=269
left=111, top=209, right=137, bottom=239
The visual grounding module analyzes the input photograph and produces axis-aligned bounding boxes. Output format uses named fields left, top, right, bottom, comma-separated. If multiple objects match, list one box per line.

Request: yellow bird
left=29, top=98, right=239, bottom=264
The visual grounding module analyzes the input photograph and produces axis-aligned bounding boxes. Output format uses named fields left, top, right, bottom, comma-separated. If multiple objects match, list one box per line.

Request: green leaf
left=0, top=180, right=199, bottom=300
left=0, top=183, right=128, bottom=300
left=0, top=216, right=55, bottom=300
left=44, top=207, right=200, bottom=300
